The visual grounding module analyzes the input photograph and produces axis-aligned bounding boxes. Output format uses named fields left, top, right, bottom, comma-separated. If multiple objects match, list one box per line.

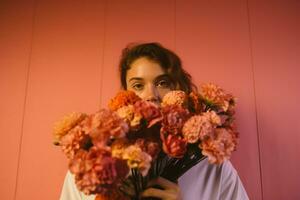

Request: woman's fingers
left=147, top=177, right=180, bottom=191
left=141, top=187, right=177, bottom=199
left=141, top=177, right=182, bottom=200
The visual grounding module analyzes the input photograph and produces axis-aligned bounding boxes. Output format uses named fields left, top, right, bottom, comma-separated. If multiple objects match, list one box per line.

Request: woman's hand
left=141, top=177, right=182, bottom=200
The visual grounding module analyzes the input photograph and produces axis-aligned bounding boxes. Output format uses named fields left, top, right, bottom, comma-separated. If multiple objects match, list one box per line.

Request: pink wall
left=0, top=1, right=299, bottom=199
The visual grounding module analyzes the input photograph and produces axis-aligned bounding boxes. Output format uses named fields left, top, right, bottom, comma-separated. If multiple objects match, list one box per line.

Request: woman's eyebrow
left=154, top=74, right=171, bottom=81
left=128, top=77, right=144, bottom=82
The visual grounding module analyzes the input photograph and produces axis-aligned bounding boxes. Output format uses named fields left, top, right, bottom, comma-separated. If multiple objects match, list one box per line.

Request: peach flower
left=200, top=128, right=236, bottom=164
left=122, top=145, right=152, bottom=176
left=116, top=105, right=142, bottom=130
left=53, top=112, right=87, bottom=145
left=162, top=90, right=188, bottom=107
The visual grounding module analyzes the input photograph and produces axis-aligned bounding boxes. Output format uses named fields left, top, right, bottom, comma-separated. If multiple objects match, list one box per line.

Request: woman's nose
left=144, top=84, right=160, bottom=102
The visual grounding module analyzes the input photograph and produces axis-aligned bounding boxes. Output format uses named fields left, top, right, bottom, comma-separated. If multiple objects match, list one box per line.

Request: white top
left=60, top=158, right=249, bottom=200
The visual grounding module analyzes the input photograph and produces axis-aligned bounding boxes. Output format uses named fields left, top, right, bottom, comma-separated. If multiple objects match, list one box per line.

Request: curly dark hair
left=118, top=42, right=197, bottom=93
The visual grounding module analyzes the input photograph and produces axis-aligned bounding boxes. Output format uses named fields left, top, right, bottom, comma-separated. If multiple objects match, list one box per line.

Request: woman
left=60, top=42, right=249, bottom=200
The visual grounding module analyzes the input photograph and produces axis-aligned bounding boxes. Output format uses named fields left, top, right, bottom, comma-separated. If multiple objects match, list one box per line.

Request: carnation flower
left=161, top=132, right=187, bottom=158
left=162, top=90, right=188, bottom=107
left=202, top=111, right=221, bottom=126
left=182, top=111, right=222, bottom=143
left=82, top=109, right=129, bottom=148
left=60, top=125, right=90, bottom=159
left=200, top=83, right=235, bottom=112
left=200, top=128, right=236, bottom=164
left=116, top=105, right=142, bottom=130
left=189, top=91, right=203, bottom=113
left=111, top=138, right=129, bottom=159
left=161, top=105, right=190, bottom=134
left=108, top=90, right=141, bottom=111
left=122, top=145, right=152, bottom=176
left=134, top=138, right=161, bottom=160
left=134, top=101, right=163, bottom=128
left=69, top=147, right=129, bottom=195
left=95, top=192, right=130, bottom=200
left=53, top=112, right=87, bottom=145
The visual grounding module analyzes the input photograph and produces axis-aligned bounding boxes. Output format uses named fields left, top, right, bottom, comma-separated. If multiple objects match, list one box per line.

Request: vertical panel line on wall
left=98, top=0, right=108, bottom=108
left=13, top=1, right=37, bottom=200
left=174, top=0, right=177, bottom=50
left=246, top=0, right=264, bottom=199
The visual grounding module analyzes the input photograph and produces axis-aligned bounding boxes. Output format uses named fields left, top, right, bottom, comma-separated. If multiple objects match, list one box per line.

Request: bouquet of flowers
left=53, top=83, right=238, bottom=200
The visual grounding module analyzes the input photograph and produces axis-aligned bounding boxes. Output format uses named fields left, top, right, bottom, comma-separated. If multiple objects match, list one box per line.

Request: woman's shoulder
left=178, top=158, right=249, bottom=200
left=60, top=171, right=96, bottom=200
left=179, top=158, right=236, bottom=180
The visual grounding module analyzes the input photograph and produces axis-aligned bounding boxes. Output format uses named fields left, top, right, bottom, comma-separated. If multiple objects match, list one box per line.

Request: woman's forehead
left=126, top=57, right=166, bottom=82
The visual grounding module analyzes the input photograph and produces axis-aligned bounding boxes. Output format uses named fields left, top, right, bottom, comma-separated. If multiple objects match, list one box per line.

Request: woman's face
left=126, top=57, right=174, bottom=105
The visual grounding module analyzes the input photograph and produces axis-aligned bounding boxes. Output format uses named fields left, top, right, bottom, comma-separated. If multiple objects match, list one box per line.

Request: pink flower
left=69, top=147, right=129, bottom=195
left=135, top=138, right=161, bottom=160
left=200, top=128, right=236, bottom=164
left=134, top=100, right=163, bottom=128
left=82, top=109, right=129, bottom=147
left=161, top=105, right=190, bottom=134
left=162, top=90, right=188, bottom=107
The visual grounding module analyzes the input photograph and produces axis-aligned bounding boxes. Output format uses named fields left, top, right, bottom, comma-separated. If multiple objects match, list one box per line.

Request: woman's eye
left=132, top=83, right=144, bottom=90
left=156, top=80, right=171, bottom=88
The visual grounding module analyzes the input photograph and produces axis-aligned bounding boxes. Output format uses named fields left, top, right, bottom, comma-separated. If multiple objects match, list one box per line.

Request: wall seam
left=13, top=1, right=37, bottom=199
left=174, top=0, right=177, bottom=51
left=245, top=0, right=264, bottom=199
left=99, top=0, right=108, bottom=108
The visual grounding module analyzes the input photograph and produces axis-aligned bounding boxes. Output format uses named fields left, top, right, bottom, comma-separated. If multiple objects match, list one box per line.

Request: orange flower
left=53, top=112, right=87, bottom=145
left=108, top=90, right=141, bottom=111
left=200, top=83, right=235, bottom=112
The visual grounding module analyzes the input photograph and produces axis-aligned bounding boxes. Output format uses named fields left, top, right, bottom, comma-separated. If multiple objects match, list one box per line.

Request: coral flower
left=60, top=125, right=90, bottom=159
left=189, top=91, right=203, bottom=113
left=182, top=111, right=221, bottom=143
left=69, top=147, right=129, bottom=195
left=82, top=109, right=129, bottom=147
